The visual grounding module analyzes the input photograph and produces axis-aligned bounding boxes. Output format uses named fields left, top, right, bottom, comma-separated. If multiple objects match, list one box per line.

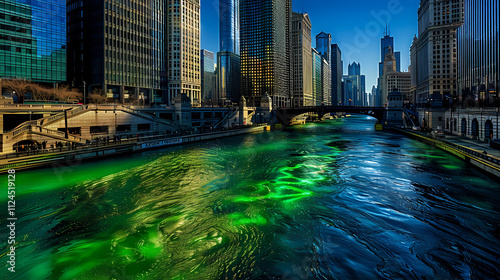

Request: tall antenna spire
left=385, top=22, right=387, bottom=36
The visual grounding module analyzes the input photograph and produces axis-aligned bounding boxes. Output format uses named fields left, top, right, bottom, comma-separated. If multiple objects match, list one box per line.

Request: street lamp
left=210, top=99, right=214, bottom=128
left=83, top=81, right=86, bottom=104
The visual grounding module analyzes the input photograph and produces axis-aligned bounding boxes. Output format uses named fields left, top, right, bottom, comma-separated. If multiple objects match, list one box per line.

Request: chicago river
left=2, top=116, right=499, bottom=279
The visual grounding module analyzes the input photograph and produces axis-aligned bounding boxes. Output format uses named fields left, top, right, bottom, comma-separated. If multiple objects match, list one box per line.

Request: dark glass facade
left=219, top=0, right=239, bottom=54
left=457, top=0, right=499, bottom=106
left=316, top=32, right=331, bottom=63
left=217, top=51, right=241, bottom=105
left=0, top=0, right=66, bottom=83
left=312, top=48, right=322, bottom=105
left=348, top=62, right=360, bottom=76
left=201, top=49, right=215, bottom=103
left=218, top=0, right=240, bottom=105
left=67, top=0, right=166, bottom=104
left=331, top=44, right=342, bottom=105
left=240, top=0, right=291, bottom=107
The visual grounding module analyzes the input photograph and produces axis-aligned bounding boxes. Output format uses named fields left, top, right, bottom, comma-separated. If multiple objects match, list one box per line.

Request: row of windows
left=0, top=34, right=32, bottom=44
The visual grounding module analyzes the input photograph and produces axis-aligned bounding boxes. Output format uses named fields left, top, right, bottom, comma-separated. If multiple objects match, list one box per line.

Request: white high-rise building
left=291, top=12, right=313, bottom=107
left=167, top=0, right=201, bottom=106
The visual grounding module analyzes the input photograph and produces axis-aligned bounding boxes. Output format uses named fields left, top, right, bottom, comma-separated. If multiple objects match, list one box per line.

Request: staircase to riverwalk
left=4, top=106, right=91, bottom=143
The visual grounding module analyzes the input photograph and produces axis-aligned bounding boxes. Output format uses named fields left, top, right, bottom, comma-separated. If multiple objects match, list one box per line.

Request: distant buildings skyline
left=2, top=0, right=498, bottom=111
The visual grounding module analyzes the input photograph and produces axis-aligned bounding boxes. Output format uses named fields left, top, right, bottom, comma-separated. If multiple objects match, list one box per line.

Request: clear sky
left=200, top=0, right=420, bottom=91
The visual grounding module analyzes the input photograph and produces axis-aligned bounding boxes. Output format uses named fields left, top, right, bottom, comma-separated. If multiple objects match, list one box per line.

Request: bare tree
left=54, top=85, right=82, bottom=103
left=3, top=79, right=30, bottom=103
left=28, top=83, right=54, bottom=101
left=88, top=88, right=107, bottom=104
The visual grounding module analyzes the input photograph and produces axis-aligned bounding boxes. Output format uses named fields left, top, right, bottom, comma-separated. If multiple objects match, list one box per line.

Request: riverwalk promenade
left=393, top=128, right=500, bottom=178
left=0, top=125, right=269, bottom=173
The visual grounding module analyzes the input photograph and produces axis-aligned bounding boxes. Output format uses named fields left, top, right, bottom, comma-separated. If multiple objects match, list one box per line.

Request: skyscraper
left=67, top=0, right=166, bottom=104
left=348, top=62, right=361, bottom=76
left=312, top=48, right=322, bottom=105
left=167, top=0, right=201, bottom=106
left=217, top=0, right=241, bottom=106
left=201, top=50, right=216, bottom=104
left=240, top=0, right=292, bottom=107
left=411, top=0, right=464, bottom=106
left=291, top=12, right=313, bottom=107
left=346, top=62, right=366, bottom=106
left=1, top=0, right=66, bottom=84
left=321, top=58, right=332, bottom=105
left=457, top=0, right=499, bottom=107
left=219, top=0, right=239, bottom=54
left=343, top=75, right=361, bottom=106
left=316, top=32, right=331, bottom=63
left=331, top=44, right=342, bottom=105
left=377, top=27, right=401, bottom=106
left=381, top=47, right=397, bottom=106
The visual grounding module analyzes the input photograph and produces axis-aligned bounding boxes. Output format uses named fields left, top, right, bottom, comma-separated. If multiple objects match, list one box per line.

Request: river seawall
left=392, top=128, right=500, bottom=178
left=0, top=126, right=270, bottom=173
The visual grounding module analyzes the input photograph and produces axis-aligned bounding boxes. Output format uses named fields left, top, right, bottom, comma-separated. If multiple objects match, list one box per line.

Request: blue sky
left=200, top=0, right=420, bottom=90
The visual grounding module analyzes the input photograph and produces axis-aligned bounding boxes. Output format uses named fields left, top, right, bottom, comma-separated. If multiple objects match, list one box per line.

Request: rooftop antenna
left=384, top=22, right=387, bottom=36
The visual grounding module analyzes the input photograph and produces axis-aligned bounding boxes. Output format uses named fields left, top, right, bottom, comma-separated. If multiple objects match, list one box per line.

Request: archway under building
left=485, top=120, right=494, bottom=140
left=461, top=118, right=467, bottom=137
left=471, top=118, right=479, bottom=138
left=13, top=140, right=40, bottom=153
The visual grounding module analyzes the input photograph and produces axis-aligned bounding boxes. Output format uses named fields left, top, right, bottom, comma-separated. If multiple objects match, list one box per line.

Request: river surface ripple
left=2, top=116, right=500, bottom=280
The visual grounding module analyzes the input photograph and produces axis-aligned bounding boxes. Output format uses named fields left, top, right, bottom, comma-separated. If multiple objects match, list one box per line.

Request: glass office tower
left=67, top=0, right=167, bottom=104
left=240, top=0, right=292, bottom=107
left=457, top=0, right=499, bottom=106
left=316, top=32, right=331, bottom=63
left=348, top=62, right=361, bottom=76
left=331, top=44, right=342, bottom=105
left=220, top=0, right=239, bottom=54
left=201, top=49, right=216, bottom=103
left=0, top=0, right=66, bottom=83
left=217, top=0, right=241, bottom=105
left=312, top=48, right=322, bottom=106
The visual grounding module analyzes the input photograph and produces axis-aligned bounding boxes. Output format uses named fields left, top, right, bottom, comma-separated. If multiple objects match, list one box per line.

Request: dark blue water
left=2, top=116, right=500, bottom=279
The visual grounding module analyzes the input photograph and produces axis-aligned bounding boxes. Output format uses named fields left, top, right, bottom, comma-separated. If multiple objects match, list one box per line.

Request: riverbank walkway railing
left=0, top=125, right=261, bottom=162
left=393, top=128, right=500, bottom=169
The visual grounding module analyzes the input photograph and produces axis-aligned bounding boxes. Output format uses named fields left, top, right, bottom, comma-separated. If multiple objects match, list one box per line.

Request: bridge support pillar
left=174, top=94, right=192, bottom=131
left=239, top=96, right=247, bottom=126
left=120, top=85, right=125, bottom=104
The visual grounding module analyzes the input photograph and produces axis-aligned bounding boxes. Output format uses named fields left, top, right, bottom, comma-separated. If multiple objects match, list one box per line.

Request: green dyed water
left=2, top=116, right=500, bottom=279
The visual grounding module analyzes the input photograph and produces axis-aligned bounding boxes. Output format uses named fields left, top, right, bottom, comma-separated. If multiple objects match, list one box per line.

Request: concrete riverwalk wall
left=0, top=126, right=269, bottom=173
left=392, top=128, right=500, bottom=179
